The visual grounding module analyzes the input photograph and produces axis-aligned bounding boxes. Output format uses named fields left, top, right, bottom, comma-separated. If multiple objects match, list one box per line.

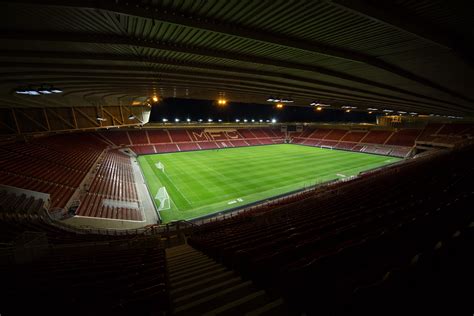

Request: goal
left=155, top=187, right=171, bottom=210
left=320, top=145, right=333, bottom=150
left=155, top=162, right=165, bottom=172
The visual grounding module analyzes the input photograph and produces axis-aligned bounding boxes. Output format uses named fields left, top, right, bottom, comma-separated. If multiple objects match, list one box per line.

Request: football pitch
left=138, top=144, right=401, bottom=223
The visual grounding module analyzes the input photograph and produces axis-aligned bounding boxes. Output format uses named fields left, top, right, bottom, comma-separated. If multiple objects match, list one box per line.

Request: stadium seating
left=128, top=130, right=149, bottom=144
left=76, top=150, right=142, bottom=221
left=1, top=228, right=168, bottom=315
left=385, top=129, right=421, bottom=146
left=0, top=190, right=45, bottom=215
left=177, top=142, right=200, bottom=152
left=168, top=129, right=192, bottom=142
left=100, top=127, right=284, bottom=155
left=188, top=145, right=474, bottom=313
left=130, top=145, right=156, bottom=155
left=323, top=129, right=347, bottom=140
left=341, top=131, right=368, bottom=142
left=360, top=130, right=393, bottom=144
left=99, top=131, right=131, bottom=146
left=155, top=143, right=180, bottom=153
left=291, top=128, right=413, bottom=157
left=0, top=134, right=106, bottom=209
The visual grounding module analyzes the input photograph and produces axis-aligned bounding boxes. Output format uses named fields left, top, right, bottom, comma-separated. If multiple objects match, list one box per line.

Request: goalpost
left=155, top=161, right=165, bottom=172
left=155, top=187, right=171, bottom=211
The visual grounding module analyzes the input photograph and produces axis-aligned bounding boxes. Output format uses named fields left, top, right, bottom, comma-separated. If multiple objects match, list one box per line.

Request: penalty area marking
left=227, top=198, right=244, bottom=205
left=152, top=160, right=193, bottom=207
left=336, top=173, right=346, bottom=178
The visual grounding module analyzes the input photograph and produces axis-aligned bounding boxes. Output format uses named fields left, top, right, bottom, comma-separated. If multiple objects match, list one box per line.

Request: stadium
left=0, top=1, right=472, bottom=315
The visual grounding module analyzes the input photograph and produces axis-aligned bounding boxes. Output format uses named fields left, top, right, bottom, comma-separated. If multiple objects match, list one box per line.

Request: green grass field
left=138, top=144, right=400, bottom=223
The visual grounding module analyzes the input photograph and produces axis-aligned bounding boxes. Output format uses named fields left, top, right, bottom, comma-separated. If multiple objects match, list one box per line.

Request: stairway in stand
left=167, top=243, right=297, bottom=315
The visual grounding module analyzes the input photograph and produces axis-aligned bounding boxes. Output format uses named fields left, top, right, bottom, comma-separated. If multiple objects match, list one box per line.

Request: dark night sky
left=150, top=98, right=376, bottom=123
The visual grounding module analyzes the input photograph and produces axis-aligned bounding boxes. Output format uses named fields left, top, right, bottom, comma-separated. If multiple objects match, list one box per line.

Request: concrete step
left=169, top=263, right=228, bottom=283
left=173, top=280, right=255, bottom=315
left=168, top=255, right=213, bottom=273
left=167, top=244, right=296, bottom=315
left=169, top=260, right=220, bottom=279
left=203, top=289, right=268, bottom=316
left=245, top=298, right=300, bottom=316
left=172, top=276, right=243, bottom=306
left=166, top=247, right=202, bottom=260
left=171, top=265, right=229, bottom=288
left=167, top=251, right=208, bottom=265
left=171, top=270, right=236, bottom=298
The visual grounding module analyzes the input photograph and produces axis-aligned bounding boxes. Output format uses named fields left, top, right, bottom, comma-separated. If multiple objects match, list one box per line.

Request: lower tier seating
left=189, top=145, right=474, bottom=314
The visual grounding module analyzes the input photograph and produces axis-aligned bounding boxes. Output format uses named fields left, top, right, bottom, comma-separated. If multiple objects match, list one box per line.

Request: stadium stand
left=292, top=128, right=412, bottom=157
left=76, top=150, right=142, bottom=221
left=385, top=129, right=421, bottom=146
left=128, top=130, right=149, bottom=145
left=0, top=190, right=45, bottom=215
left=147, top=130, right=173, bottom=143
left=1, top=231, right=168, bottom=315
left=188, top=145, right=474, bottom=314
left=0, top=127, right=472, bottom=315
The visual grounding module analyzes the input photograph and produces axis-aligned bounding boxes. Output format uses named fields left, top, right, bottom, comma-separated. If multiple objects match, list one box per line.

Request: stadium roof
left=0, top=0, right=473, bottom=117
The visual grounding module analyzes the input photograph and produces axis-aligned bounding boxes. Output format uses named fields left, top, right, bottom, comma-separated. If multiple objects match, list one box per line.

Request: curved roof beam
left=5, top=0, right=474, bottom=104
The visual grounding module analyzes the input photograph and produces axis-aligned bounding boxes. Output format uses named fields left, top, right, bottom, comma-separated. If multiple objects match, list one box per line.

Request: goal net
left=155, top=187, right=171, bottom=211
left=155, top=162, right=165, bottom=172
left=321, top=145, right=333, bottom=150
